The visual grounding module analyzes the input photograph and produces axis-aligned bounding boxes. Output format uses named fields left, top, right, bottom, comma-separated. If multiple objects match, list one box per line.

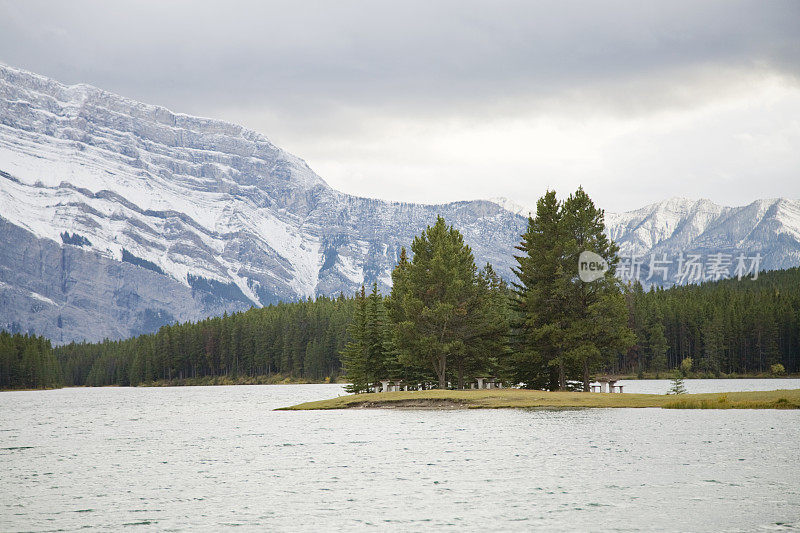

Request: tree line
left=1, top=188, right=798, bottom=390
left=55, top=296, right=353, bottom=387
left=623, top=268, right=800, bottom=377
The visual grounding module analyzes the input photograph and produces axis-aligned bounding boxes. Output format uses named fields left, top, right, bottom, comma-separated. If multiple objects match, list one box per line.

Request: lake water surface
left=2, top=381, right=799, bottom=531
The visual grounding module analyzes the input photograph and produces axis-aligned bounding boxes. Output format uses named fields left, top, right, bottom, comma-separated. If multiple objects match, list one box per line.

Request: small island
left=279, top=388, right=800, bottom=410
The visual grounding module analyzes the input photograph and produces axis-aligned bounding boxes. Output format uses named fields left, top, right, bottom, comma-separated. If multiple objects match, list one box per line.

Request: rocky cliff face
left=0, top=218, right=246, bottom=343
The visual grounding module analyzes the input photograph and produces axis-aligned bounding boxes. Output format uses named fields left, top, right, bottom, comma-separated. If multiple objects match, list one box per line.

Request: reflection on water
left=1, top=382, right=799, bottom=531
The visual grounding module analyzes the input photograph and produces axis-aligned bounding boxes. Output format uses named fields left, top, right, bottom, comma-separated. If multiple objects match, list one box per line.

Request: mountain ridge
left=490, top=195, right=800, bottom=267
left=0, top=64, right=526, bottom=342
left=1, top=63, right=799, bottom=343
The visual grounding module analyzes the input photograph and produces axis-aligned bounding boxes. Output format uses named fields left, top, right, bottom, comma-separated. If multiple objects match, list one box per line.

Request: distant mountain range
left=1, top=64, right=798, bottom=343
left=494, top=196, right=800, bottom=281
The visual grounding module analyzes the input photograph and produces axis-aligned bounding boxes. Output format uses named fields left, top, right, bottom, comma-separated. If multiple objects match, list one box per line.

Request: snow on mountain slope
left=487, top=196, right=534, bottom=218
left=0, top=63, right=331, bottom=303
left=0, top=64, right=526, bottom=342
left=605, top=197, right=800, bottom=270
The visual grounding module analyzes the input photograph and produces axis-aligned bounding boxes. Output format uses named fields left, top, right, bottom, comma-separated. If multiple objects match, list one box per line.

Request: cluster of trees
left=55, top=296, right=354, bottom=387
left=2, top=188, right=799, bottom=391
left=341, top=189, right=634, bottom=392
left=342, top=220, right=510, bottom=392
left=510, top=188, right=634, bottom=390
left=624, top=268, right=800, bottom=376
left=0, top=331, right=61, bottom=389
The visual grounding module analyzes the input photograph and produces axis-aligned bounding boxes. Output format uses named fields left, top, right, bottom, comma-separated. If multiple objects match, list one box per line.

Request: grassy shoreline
left=278, top=388, right=800, bottom=410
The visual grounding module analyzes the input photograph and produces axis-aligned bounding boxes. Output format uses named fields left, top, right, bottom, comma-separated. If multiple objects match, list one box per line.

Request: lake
left=2, top=380, right=799, bottom=531
left=598, top=378, right=800, bottom=394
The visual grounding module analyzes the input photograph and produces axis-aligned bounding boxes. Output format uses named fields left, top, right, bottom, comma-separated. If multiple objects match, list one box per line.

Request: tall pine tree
left=388, top=216, right=501, bottom=389
left=513, top=188, right=634, bottom=390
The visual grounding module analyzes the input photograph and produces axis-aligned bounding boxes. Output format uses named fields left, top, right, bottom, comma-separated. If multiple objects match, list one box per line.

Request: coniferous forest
left=55, top=295, right=354, bottom=387
left=1, top=189, right=799, bottom=390
left=623, top=270, right=800, bottom=377
left=0, top=331, right=61, bottom=389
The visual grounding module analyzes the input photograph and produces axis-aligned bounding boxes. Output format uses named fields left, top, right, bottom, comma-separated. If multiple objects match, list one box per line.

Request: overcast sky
left=1, top=0, right=798, bottom=212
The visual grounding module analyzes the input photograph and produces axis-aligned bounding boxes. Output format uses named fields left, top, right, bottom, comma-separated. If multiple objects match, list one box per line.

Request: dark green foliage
left=560, top=188, right=635, bottom=390
left=0, top=331, right=61, bottom=389
left=60, top=231, right=91, bottom=247
left=510, top=191, right=565, bottom=389
left=645, top=302, right=669, bottom=376
left=187, top=274, right=253, bottom=305
left=340, top=284, right=395, bottom=393
left=623, top=267, right=800, bottom=375
left=53, top=295, right=354, bottom=386
left=512, top=188, right=635, bottom=390
left=473, top=263, right=513, bottom=383
left=387, top=217, right=509, bottom=389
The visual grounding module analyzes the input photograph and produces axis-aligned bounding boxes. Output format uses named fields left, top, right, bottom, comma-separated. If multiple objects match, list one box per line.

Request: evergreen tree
left=387, top=216, right=499, bottom=389
left=0, top=332, right=60, bottom=390
left=701, top=314, right=725, bottom=376
left=668, top=372, right=687, bottom=395
left=511, top=190, right=569, bottom=389
left=365, top=283, right=396, bottom=382
left=625, top=280, right=648, bottom=377
left=645, top=305, right=668, bottom=376
left=340, top=286, right=371, bottom=393
left=560, top=187, right=635, bottom=391
left=512, top=188, right=634, bottom=390
left=471, top=263, right=512, bottom=383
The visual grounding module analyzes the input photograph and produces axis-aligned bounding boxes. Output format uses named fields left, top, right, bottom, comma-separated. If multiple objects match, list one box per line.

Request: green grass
left=278, top=388, right=800, bottom=410
left=661, top=393, right=800, bottom=409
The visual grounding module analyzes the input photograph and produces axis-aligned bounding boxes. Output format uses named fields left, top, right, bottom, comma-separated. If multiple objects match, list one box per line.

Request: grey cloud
left=0, top=0, right=798, bottom=212
left=1, top=0, right=798, bottom=116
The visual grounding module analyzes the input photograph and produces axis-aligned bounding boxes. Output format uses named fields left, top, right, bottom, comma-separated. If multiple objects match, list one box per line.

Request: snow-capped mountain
left=491, top=195, right=800, bottom=281
left=605, top=197, right=800, bottom=260
left=1, top=64, right=798, bottom=343
left=0, top=64, right=525, bottom=343
left=487, top=197, right=533, bottom=218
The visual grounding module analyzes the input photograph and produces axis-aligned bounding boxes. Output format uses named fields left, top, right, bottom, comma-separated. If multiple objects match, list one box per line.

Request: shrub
left=770, top=363, right=786, bottom=376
